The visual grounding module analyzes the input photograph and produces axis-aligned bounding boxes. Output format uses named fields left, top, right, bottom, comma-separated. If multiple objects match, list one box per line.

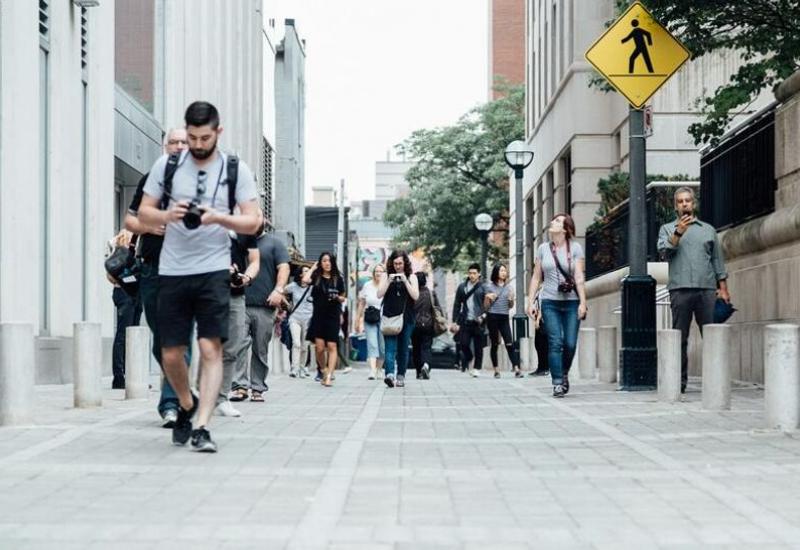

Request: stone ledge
left=586, top=262, right=668, bottom=298
left=776, top=70, right=800, bottom=103
left=720, top=204, right=800, bottom=261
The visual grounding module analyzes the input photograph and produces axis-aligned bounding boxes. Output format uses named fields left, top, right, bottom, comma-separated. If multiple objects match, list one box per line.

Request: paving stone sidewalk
left=1, top=366, right=799, bottom=549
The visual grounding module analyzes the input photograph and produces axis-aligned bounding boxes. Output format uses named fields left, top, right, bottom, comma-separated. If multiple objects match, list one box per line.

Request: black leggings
left=486, top=313, right=520, bottom=368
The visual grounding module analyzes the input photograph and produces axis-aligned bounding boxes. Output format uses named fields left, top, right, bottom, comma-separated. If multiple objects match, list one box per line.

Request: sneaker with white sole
left=470, top=369, right=481, bottom=378
left=161, top=409, right=178, bottom=429
left=289, top=369, right=298, bottom=378
left=214, top=400, right=242, bottom=417
left=302, top=367, right=311, bottom=378
left=191, top=427, right=218, bottom=453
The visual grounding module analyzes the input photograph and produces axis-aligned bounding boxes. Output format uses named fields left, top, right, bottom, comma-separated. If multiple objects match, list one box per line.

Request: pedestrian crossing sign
left=585, top=1, right=691, bottom=109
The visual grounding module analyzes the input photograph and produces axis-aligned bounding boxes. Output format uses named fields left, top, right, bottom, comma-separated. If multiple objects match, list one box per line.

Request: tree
left=593, top=0, right=800, bottom=145
left=384, top=83, right=524, bottom=270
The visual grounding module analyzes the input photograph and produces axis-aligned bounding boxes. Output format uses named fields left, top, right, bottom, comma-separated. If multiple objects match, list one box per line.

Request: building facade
left=488, top=0, right=525, bottom=98
left=375, top=159, right=413, bottom=201
left=274, top=20, right=307, bottom=253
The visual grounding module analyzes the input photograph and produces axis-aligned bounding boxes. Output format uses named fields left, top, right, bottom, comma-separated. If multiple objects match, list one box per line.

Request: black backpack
left=160, top=152, right=239, bottom=213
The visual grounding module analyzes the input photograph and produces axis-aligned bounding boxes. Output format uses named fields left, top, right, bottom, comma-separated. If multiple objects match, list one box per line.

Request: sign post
left=585, top=2, right=691, bottom=390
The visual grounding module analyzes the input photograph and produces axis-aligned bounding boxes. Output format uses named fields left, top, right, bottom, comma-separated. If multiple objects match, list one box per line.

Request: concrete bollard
left=0, top=323, right=36, bottom=425
left=658, top=329, right=682, bottom=402
left=578, top=328, right=597, bottom=380
left=125, top=326, right=151, bottom=399
left=519, top=336, right=530, bottom=371
left=764, top=324, right=800, bottom=431
left=702, top=324, right=731, bottom=410
left=597, top=326, right=618, bottom=384
left=73, top=322, right=103, bottom=408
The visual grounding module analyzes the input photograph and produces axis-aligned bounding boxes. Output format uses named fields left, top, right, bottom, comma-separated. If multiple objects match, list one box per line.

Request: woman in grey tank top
left=483, top=263, right=522, bottom=378
left=526, top=214, right=587, bottom=398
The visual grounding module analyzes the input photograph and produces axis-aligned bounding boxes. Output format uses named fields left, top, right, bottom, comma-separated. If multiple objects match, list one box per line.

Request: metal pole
left=513, top=169, right=528, bottom=362
left=629, top=108, right=647, bottom=276
left=480, top=232, right=488, bottom=281
left=336, top=178, right=345, bottom=272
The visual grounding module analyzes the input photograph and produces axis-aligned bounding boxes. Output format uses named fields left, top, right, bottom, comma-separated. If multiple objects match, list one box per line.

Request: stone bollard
left=125, top=326, right=151, bottom=399
left=702, top=324, right=731, bottom=410
left=657, top=329, right=682, bottom=402
left=0, top=323, right=36, bottom=425
left=597, top=326, right=618, bottom=384
left=73, top=322, right=103, bottom=408
left=578, top=328, right=597, bottom=380
left=519, top=336, right=530, bottom=371
left=764, top=324, right=800, bottom=431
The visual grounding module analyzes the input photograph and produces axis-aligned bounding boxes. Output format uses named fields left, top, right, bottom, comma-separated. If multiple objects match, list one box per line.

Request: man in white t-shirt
left=138, top=101, right=262, bottom=453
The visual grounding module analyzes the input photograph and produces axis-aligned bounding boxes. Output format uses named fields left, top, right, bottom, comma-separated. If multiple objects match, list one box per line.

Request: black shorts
left=158, top=270, right=230, bottom=348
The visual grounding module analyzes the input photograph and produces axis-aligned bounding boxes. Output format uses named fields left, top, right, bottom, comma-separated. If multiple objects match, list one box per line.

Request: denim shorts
left=364, top=322, right=385, bottom=359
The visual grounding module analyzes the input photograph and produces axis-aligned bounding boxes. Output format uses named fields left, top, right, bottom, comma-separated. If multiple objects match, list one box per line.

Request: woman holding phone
left=377, top=250, right=419, bottom=388
left=526, top=213, right=587, bottom=397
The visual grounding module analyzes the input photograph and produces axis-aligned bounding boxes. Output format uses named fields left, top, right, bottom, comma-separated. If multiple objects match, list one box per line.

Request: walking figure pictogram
left=621, top=19, right=653, bottom=73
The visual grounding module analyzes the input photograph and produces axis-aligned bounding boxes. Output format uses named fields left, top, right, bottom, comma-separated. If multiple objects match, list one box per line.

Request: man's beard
left=190, top=140, right=217, bottom=160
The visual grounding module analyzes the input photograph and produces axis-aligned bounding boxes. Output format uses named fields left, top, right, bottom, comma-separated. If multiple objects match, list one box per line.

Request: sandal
left=229, top=388, right=249, bottom=402
left=250, top=391, right=265, bottom=402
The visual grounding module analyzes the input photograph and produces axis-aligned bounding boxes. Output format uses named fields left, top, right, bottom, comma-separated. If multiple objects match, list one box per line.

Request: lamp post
left=504, top=140, right=534, bottom=367
left=474, top=213, right=493, bottom=278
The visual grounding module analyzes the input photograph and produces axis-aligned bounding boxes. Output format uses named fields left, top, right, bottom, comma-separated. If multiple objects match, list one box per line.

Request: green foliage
left=590, top=0, right=800, bottom=145
left=384, top=83, right=525, bottom=271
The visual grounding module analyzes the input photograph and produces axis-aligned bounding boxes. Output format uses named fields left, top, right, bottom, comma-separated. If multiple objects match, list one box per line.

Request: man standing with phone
left=658, top=187, right=730, bottom=394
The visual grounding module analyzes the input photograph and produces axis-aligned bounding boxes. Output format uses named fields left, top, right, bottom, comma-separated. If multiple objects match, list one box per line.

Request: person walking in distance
left=215, top=232, right=260, bottom=417
left=124, top=128, right=188, bottom=426
left=137, top=101, right=263, bottom=452
left=304, top=252, right=347, bottom=386
left=377, top=250, right=420, bottom=388
left=230, top=223, right=290, bottom=402
left=107, top=229, right=143, bottom=390
left=484, top=263, right=522, bottom=378
left=527, top=214, right=587, bottom=398
left=451, top=263, right=487, bottom=378
left=285, top=266, right=314, bottom=378
left=658, top=187, right=730, bottom=393
left=411, top=271, right=437, bottom=380
left=356, top=264, right=386, bottom=380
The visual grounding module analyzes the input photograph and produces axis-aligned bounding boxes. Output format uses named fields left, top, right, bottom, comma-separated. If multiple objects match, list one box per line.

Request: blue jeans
left=364, top=322, right=385, bottom=359
left=541, top=299, right=580, bottom=385
left=384, top=318, right=415, bottom=377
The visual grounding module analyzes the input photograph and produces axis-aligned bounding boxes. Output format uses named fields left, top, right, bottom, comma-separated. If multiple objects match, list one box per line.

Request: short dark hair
left=468, top=263, right=481, bottom=273
left=184, top=101, right=220, bottom=129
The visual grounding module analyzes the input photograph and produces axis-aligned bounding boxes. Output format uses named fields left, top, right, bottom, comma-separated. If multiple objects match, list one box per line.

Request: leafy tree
left=384, top=83, right=524, bottom=270
left=592, top=0, right=800, bottom=145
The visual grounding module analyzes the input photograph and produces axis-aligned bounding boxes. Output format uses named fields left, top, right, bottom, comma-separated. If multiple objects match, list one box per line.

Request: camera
left=230, top=269, right=245, bottom=287
left=558, top=280, right=576, bottom=294
left=183, top=170, right=208, bottom=230
left=327, top=288, right=340, bottom=302
left=389, top=274, right=403, bottom=281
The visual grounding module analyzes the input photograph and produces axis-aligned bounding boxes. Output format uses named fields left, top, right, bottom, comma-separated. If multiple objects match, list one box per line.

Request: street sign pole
left=620, top=106, right=657, bottom=390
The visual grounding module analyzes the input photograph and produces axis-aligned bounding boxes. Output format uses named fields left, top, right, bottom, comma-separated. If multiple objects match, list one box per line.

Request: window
left=563, top=152, right=572, bottom=215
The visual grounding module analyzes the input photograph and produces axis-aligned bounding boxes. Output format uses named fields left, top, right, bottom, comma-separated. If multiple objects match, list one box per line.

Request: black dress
left=309, top=275, right=346, bottom=343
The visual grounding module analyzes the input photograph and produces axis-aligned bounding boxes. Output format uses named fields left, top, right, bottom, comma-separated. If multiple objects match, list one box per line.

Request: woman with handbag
left=304, top=252, right=347, bottom=387
left=284, top=266, right=314, bottom=378
left=377, top=250, right=420, bottom=388
left=526, top=213, right=588, bottom=398
left=411, top=272, right=440, bottom=380
left=484, top=263, right=522, bottom=379
left=356, top=264, right=386, bottom=380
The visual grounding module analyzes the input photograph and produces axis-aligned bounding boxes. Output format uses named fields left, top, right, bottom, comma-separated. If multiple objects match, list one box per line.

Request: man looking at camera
left=138, top=101, right=262, bottom=452
left=658, top=187, right=730, bottom=394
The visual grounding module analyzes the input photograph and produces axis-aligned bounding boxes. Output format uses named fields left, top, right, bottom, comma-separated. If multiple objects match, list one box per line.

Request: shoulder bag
left=381, top=282, right=407, bottom=336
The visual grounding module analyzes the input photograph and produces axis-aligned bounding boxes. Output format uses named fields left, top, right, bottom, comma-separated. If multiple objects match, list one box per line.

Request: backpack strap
left=226, top=155, right=239, bottom=214
left=160, top=152, right=182, bottom=210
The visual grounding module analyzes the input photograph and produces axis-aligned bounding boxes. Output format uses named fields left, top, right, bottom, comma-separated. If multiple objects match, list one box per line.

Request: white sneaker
left=470, top=369, right=481, bottom=378
left=215, top=400, right=242, bottom=417
left=301, top=367, right=311, bottom=378
left=162, top=409, right=178, bottom=429
left=289, top=369, right=298, bottom=378
left=368, top=369, right=376, bottom=380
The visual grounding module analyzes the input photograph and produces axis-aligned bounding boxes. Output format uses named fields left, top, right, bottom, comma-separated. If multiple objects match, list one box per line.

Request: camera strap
left=549, top=241, right=575, bottom=285
left=286, top=285, right=311, bottom=320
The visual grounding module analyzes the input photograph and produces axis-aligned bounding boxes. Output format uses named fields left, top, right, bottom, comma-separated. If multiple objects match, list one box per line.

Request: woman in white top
left=356, top=264, right=386, bottom=379
left=284, top=266, right=314, bottom=378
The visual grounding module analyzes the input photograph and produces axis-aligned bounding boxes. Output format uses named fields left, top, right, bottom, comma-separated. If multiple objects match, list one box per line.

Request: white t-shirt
left=143, top=150, right=258, bottom=276
left=359, top=280, right=382, bottom=310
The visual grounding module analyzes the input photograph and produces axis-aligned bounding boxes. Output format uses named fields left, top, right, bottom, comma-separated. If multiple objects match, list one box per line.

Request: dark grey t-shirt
left=245, top=235, right=290, bottom=308
left=142, top=150, right=258, bottom=276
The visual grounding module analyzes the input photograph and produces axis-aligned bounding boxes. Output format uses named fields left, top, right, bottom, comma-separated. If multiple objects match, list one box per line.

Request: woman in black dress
left=303, top=252, right=346, bottom=387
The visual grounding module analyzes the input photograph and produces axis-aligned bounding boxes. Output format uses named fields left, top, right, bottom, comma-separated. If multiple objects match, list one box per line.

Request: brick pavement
left=0, top=367, right=799, bottom=549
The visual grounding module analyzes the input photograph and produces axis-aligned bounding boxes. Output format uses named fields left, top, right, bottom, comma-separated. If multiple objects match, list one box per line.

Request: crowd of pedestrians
left=109, top=110, right=731, bottom=453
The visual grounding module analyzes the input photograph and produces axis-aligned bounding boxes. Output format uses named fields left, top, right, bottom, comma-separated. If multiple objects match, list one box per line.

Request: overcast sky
left=271, top=0, right=489, bottom=202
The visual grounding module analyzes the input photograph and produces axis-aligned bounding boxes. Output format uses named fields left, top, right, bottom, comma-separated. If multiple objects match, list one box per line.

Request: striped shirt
left=484, top=282, right=513, bottom=314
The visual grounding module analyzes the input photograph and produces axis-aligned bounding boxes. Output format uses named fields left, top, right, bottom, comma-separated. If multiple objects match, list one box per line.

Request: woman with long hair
left=285, top=266, right=314, bottom=378
left=304, top=252, right=346, bottom=387
left=356, top=263, right=386, bottom=380
left=377, top=250, right=419, bottom=388
left=526, top=213, right=587, bottom=397
left=411, top=271, right=436, bottom=380
left=484, top=263, right=522, bottom=378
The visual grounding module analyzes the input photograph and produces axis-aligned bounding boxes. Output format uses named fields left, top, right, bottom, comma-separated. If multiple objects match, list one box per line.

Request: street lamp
left=504, top=140, right=534, bottom=368
left=474, top=212, right=493, bottom=278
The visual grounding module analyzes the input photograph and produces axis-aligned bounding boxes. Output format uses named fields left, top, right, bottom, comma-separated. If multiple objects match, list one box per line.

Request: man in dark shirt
left=124, top=128, right=187, bottom=427
left=451, top=263, right=487, bottom=377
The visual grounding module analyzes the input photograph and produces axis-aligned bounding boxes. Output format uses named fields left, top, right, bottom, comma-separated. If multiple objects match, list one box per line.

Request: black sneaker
left=416, top=371, right=422, bottom=380
left=384, top=374, right=395, bottom=388
left=190, top=427, right=217, bottom=453
left=172, top=393, right=198, bottom=446
left=553, top=384, right=566, bottom=398
left=529, top=369, right=549, bottom=377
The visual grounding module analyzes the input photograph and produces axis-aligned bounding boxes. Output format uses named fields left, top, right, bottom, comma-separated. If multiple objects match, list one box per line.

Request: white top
left=359, top=280, right=383, bottom=310
left=536, top=241, right=584, bottom=301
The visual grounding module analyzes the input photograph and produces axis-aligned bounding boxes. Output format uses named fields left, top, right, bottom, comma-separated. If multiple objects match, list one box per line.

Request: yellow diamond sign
left=585, top=1, right=690, bottom=108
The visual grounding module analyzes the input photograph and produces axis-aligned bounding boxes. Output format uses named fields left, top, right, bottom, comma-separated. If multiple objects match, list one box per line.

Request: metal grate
left=39, top=0, right=49, bottom=38
left=262, top=137, right=274, bottom=224
left=81, top=7, right=88, bottom=70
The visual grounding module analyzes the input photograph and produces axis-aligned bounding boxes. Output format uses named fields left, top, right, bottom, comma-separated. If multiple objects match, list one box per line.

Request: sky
left=270, top=0, right=490, bottom=203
